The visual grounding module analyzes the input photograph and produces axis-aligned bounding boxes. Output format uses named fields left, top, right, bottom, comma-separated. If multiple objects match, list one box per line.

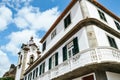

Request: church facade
left=15, top=0, right=120, bottom=80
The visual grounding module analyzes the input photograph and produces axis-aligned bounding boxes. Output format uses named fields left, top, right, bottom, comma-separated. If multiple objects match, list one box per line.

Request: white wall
left=86, top=0, right=120, bottom=32
left=25, top=26, right=89, bottom=79
left=42, top=1, right=83, bottom=55
left=93, top=25, right=120, bottom=49
left=106, top=72, right=120, bottom=80
left=15, top=51, right=24, bottom=80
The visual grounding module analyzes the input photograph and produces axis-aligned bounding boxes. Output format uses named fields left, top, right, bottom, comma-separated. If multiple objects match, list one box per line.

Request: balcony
left=37, top=47, right=120, bottom=80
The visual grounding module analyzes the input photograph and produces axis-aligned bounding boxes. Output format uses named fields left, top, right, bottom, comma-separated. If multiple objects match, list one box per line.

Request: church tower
left=15, top=37, right=41, bottom=80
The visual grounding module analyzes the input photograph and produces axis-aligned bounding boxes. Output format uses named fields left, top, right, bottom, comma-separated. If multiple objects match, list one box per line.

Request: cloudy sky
left=0, top=0, right=120, bottom=77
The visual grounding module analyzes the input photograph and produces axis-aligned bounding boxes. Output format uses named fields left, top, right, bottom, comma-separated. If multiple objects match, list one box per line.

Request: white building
left=15, top=0, right=120, bottom=80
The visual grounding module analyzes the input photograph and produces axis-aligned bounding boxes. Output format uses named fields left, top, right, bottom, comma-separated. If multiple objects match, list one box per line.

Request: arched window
left=30, top=55, right=34, bottom=64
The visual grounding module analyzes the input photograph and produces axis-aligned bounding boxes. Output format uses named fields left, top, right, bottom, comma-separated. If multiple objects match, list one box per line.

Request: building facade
left=15, top=37, right=41, bottom=80
left=16, top=0, right=120, bottom=80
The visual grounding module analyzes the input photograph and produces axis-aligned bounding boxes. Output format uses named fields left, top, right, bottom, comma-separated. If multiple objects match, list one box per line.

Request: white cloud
left=2, top=29, right=40, bottom=56
left=14, top=6, right=60, bottom=31
left=0, top=50, right=11, bottom=77
left=0, top=5, right=12, bottom=31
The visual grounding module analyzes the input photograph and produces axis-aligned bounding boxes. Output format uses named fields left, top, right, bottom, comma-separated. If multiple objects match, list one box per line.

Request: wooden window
left=107, top=36, right=118, bottom=49
left=114, top=21, right=120, bottom=30
left=63, top=37, right=79, bottom=61
left=39, top=62, right=45, bottom=75
left=51, top=29, right=56, bottom=39
left=64, top=13, right=71, bottom=28
left=42, top=41, right=46, bottom=51
left=98, top=10, right=107, bottom=22
left=49, top=52, right=58, bottom=70
left=82, top=75, right=94, bottom=80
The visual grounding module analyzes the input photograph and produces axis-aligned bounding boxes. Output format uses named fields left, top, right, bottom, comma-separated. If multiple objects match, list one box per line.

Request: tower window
left=114, top=21, right=120, bottom=30
left=64, top=13, right=71, bottom=28
left=107, top=35, right=118, bottom=49
left=30, top=55, right=34, bottom=64
left=98, top=10, right=107, bottom=22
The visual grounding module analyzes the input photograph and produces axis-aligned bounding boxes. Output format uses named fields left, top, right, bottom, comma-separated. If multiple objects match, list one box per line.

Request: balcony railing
left=36, top=47, right=120, bottom=80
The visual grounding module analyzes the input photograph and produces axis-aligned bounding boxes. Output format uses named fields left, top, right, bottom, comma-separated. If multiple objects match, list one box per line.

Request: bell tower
left=15, top=37, right=41, bottom=80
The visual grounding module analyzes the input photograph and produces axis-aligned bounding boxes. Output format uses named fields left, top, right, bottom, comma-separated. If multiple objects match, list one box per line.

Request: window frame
left=63, top=37, right=79, bottom=61
left=49, top=52, right=58, bottom=70
left=29, top=54, right=34, bottom=64
left=107, top=35, right=118, bottom=49
left=64, top=13, right=71, bottom=29
left=98, top=9, right=107, bottom=22
left=51, top=29, right=56, bottom=39
left=114, top=20, right=120, bottom=30
left=39, top=62, right=45, bottom=75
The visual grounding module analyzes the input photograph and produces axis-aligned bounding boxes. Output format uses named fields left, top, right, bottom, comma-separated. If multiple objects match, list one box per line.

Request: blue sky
left=0, top=0, right=120, bottom=77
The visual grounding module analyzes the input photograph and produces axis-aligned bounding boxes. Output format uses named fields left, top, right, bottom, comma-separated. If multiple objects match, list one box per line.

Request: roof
left=40, top=0, right=77, bottom=43
left=40, top=0, right=120, bottom=43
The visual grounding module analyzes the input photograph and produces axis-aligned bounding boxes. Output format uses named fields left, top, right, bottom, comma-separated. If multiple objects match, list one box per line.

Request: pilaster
left=79, top=0, right=98, bottom=48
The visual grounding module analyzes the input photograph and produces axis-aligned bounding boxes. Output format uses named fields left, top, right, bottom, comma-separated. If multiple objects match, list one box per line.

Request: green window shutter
left=55, top=52, right=58, bottom=66
left=73, top=37, right=79, bottom=55
left=43, top=62, right=45, bottom=73
left=39, top=65, right=42, bottom=75
left=33, top=70, right=35, bottom=79
left=62, top=45, right=67, bottom=61
left=49, top=57, right=52, bottom=70
left=107, top=36, right=118, bottom=49
left=64, top=14, right=71, bottom=28
left=36, top=68, right=38, bottom=77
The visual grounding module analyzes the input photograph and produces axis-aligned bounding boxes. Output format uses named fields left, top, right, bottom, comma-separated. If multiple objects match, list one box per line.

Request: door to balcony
left=82, top=75, right=94, bottom=80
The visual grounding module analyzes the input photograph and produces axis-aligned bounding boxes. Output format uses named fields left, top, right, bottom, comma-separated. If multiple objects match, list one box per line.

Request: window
left=39, top=62, right=45, bottom=75
left=64, top=13, right=71, bottom=28
left=98, top=10, right=107, bottom=22
left=49, top=52, right=58, bottom=70
left=42, top=41, right=46, bottom=51
left=63, top=37, right=79, bottom=61
left=82, top=75, right=94, bottom=80
left=107, top=36, right=118, bottom=49
left=28, top=72, right=32, bottom=80
left=51, top=29, right=56, bottom=39
left=67, top=41, right=74, bottom=58
left=24, top=76, right=27, bottom=80
left=36, top=67, right=38, bottom=77
left=29, top=55, right=34, bottom=64
left=33, top=70, right=35, bottom=79
left=114, top=21, right=120, bottom=30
